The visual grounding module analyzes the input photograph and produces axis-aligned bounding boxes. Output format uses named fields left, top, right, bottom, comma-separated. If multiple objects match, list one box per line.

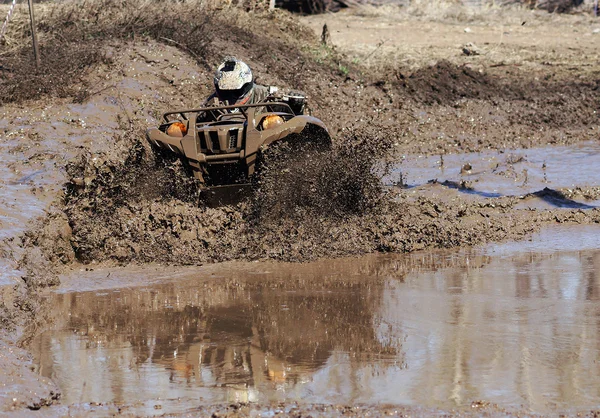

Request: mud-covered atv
left=146, top=94, right=331, bottom=201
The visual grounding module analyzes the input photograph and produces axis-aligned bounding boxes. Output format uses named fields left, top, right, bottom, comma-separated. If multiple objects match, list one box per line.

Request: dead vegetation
left=0, top=0, right=293, bottom=105
left=0, top=41, right=109, bottom=104
left=0, top=0, right=218, bottom=104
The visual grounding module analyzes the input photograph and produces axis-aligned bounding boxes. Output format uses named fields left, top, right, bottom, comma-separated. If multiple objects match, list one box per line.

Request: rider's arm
left=197, top=94, right=219, bottom=122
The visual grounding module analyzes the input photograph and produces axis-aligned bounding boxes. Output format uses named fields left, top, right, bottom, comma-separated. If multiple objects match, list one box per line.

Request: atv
left=146, top=93, right=331, bottom=202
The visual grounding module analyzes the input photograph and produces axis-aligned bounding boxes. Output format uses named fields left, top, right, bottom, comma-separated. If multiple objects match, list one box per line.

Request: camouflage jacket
left=203, top=84, right=270, bottom=107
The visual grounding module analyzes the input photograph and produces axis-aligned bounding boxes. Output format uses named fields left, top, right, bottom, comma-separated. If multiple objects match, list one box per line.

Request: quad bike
left=146, top=93, right=331, bottom=203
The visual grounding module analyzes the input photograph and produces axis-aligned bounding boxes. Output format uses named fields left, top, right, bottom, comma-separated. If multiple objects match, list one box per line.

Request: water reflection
left=32, top=230, right=600, bottom=412
left=35, top=257, right=405, bottom=405
left=381, top=251, right=600, bottom=410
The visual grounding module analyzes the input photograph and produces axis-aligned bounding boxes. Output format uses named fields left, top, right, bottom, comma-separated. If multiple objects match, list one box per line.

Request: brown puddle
left=389, top=141, right=600, bottom=206
left=31, top=225, right=600, bottom=414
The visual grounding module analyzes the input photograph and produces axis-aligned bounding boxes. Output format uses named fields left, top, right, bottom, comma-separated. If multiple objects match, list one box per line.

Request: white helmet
left=214, top=57, right=253, bottom=104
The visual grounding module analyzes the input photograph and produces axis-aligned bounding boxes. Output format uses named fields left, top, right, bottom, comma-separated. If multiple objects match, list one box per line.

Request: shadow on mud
left=529, top=188, right=598, bottom=209
left=433, top=182, right=597, bottom=208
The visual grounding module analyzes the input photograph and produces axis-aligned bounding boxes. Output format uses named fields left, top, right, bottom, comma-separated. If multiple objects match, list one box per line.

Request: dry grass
left=0, top=0, right=284, bottom=105
left=0, top=41, right=109, bottom=103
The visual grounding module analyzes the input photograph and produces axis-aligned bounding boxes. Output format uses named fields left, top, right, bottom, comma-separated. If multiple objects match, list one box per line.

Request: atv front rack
left=146, top=100, right=329, bottom=185
left=160, top=102, right=295, bottom=124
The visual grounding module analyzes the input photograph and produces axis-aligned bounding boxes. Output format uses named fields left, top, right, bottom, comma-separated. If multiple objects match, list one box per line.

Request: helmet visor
left=217, top=82, right=253, bottom=104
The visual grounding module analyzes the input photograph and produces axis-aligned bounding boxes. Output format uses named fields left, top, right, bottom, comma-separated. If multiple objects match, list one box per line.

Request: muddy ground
left=1, top=0, right=600, bottom=415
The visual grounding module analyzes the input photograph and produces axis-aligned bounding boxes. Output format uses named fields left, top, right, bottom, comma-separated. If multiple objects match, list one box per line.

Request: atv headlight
left=167, top=121, right=187, bottom=137
left=261, top=115, right=284, bottom=130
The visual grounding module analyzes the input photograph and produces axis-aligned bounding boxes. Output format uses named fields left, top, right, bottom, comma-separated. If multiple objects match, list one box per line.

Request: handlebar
left=162, top=101, right=294, bottom=123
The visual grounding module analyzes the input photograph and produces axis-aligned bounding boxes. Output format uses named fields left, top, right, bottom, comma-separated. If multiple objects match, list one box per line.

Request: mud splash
left=31, top=224, right=600, bottom=414
left=62, top=124, right=396, bottom=264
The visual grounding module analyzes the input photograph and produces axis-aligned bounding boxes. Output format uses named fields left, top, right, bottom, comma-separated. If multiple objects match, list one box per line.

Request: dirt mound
left=387, top=60, right=599, bottom=129
left=1, top=0, right=265, bottom=105
left=0, top=41, right=109, bottom=104
left=393, top=61, right=504, bottom=104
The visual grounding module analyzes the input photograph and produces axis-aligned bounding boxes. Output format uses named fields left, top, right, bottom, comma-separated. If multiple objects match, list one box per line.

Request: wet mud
left=2, top=1, right=600, bottom=415
left=0, top=339, right=59, bottom=412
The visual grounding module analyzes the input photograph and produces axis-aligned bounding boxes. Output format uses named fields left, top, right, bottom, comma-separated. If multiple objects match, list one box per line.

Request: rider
left=204, top=56, right=271, bottom=107
left=202, top=56, right=306, bottom=116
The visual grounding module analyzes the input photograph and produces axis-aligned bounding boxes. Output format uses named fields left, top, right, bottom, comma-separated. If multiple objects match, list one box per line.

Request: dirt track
left=2, top=1, right=600, bottom=415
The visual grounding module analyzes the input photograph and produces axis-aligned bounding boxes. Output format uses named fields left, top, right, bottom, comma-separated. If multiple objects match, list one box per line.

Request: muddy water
left=0, top=102, right=119, bottom=286
left=30, top=225, right=600, bottom=414
left=0, top=124, right=61, bottom=286
left=389, top=141, right=600, bottom=204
